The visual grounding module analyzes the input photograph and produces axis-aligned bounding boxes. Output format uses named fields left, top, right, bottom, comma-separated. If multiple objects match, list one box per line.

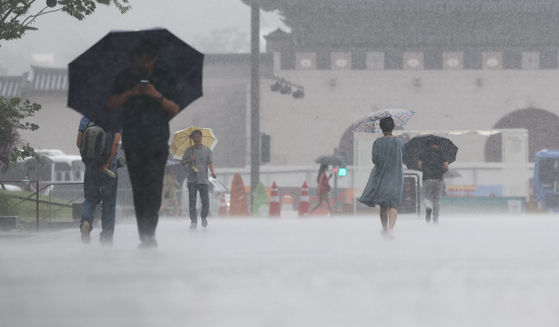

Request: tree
left=0, top=0, right=130, bottom=46
left=0, top=97, right=40, bottom=172
left=0, top=0, right=130, bottom=173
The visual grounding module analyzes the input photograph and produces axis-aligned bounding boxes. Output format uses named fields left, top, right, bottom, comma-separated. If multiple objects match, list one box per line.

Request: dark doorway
left=485, top=108, right=559, bottom=162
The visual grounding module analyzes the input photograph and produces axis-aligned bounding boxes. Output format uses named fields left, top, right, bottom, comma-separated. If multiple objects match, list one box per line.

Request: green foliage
left=0, top=0, right=131, bottom=46
left=0, top=191, right=17, bottom=216
left=0, top=96, right=41, bottom=172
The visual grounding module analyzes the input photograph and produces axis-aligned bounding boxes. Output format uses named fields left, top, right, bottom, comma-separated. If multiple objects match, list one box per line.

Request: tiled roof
left=0, top=66, right=69, bottom=98
left=0, top=76, right=23, bottom=98
left=27, top=65, right=68, bottom=93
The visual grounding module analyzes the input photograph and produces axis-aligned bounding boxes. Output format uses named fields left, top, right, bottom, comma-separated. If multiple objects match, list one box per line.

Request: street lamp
left=292, top=89, right=305, bottom=99
left=270, top=82, right=282, bottom=92
left=46, top=0, right=57, bottom=7
left=280, top=84, right=292, bottom=95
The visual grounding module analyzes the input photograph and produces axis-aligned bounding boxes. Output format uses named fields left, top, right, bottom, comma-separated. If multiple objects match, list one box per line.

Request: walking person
left=359, top=117, right=405, bottom=239
left=159, top=169, right=180, bottom=219
left=107, top=39, right=180, bottom=249
left=418, top=139, right=449, bottom=223
left=77, top=116, right=121, bottom=245
left=181, top=129, right=217, bottom=229
left=308, top=164, right=334, bottom=216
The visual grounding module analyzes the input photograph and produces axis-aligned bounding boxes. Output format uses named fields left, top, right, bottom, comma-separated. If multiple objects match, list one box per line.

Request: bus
left=0, top=149, right=85, bottom=200
left=533, top=149, right=559, bottom=212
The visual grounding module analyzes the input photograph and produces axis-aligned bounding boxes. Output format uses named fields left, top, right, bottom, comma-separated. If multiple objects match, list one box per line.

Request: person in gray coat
left=359, top=117, right=405, bottom=238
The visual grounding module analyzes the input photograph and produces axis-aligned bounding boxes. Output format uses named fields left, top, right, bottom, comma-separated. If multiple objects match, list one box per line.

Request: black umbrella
left=404, top=135, right=458, bottom=171
left=68, top=28, right=204, bottom=129
left=315, top=155, right=346, bottom=166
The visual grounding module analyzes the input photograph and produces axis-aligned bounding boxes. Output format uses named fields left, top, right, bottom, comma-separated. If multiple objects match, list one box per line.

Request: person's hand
left=141, top=83, right=161, bottom=98
left=127, top=84, right=143, bottom=97
left=190, top=155, right=196, bottom=162
left=212, top=173, right=217, bottom=179
left=98, top=163, right=109, bottom=173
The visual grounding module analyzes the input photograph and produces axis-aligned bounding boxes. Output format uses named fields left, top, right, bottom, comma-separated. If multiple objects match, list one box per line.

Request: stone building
left=243, top=0, right=559, bottom=166
left=0, top=55, right=272, bottom=168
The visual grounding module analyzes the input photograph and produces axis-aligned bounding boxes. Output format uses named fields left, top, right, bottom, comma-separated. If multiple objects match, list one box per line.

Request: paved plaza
left=1, top=214, right=559, bottom=327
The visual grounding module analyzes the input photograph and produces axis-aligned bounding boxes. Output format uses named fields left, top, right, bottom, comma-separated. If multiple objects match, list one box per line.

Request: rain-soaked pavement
left=1, top=214, right=559, bottom=327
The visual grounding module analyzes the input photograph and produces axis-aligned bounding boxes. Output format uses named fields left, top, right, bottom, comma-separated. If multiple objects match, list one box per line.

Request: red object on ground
left=218, top=193, right=228, bottom=217
left=269, top=181, right=281, bottom=217
left=229, top=173, right=249, bottom=216
left=298, top=181, right=310, bottom=217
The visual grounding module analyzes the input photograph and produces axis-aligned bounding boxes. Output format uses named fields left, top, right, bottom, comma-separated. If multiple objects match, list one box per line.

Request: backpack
left=81, top=121, right=110, bottom=167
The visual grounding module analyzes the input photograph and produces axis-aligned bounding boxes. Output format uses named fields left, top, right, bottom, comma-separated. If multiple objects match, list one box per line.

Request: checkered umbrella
left=352, top=108, right=415, bottom=133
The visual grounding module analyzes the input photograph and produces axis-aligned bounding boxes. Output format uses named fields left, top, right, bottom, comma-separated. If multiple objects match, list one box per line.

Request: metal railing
left=2, top=180, right=83, bottom=232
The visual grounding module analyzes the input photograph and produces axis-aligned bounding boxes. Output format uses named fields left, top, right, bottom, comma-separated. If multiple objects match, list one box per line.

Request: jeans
left=81, top=161, right=118, bottom=242
left=423, top=179, right=444, bottom=220
left=187, top=183, right=209, bottom=223
left=125, top=147, right=168, bottom=240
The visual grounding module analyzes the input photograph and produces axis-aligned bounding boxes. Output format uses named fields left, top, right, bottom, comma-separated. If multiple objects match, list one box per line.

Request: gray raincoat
left=359, top=136, right=405, bottom=208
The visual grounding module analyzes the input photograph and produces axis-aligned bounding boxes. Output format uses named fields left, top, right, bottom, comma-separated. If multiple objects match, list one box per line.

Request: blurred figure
left=308, top=164, right=334, bottom=216
left=159, top=169, right=180, bottom=219
left=359, top=117, right=405, bottom=239
left=107, top=39, right=180, bottom=249
left=181, top=129, right=217, bottom=229
left=418, top=139, right=449, bottom=223
left=77, top=116, right=121, bottom=245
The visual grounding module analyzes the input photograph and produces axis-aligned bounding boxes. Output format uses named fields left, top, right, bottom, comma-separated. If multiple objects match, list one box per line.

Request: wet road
left=1, top=215, right=559, bottom=327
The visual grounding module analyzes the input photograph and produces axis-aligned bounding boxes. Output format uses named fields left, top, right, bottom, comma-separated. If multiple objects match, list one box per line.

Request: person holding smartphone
left=107, top=39, right=180, bottom=249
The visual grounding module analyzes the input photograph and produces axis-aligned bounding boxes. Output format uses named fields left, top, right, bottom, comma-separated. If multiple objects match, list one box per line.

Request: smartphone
left=140, top=79, right=149, bottom=84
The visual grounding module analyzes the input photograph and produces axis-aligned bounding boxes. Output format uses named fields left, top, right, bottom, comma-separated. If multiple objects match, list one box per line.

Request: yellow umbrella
left=169, top=126, right=218, bottom=160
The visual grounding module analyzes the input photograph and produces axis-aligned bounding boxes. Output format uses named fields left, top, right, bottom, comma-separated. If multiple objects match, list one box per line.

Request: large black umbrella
left=68, top=28, right=204, bottom=129
left=315, top=155, right=346, bottom=166
left=404, top=135, right=458, bottom=171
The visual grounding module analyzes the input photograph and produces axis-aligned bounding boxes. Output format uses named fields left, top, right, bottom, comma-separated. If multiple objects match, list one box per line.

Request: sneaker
left=433, top=219, right=439, bottom=224
left=189, top=222, right=197, bottom=229
left=425, top=208, right=432, bottom=223
left=201, top=218, right=207, bottom=228
left=138, top=236, right=158, bottom=249
left=80, top=221, right=91, bottom=244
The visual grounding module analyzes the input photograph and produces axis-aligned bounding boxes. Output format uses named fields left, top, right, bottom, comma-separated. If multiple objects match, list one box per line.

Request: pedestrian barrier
left=269, top=181, right=281, bottom=217
left=298, top=181, right=310, bottom=217
left=400, top=173, right=420, bottom=215
left=218, top=193, right=228, bottom=216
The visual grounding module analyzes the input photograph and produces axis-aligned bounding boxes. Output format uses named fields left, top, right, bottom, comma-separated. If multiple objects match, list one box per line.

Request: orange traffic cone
left=298, top=181, right=310, bottom=217
left=269, top=181, right=281, bottom=217
left=229, top=173, right=249, bottom=216
left=218, top=193, right=228, bottom=217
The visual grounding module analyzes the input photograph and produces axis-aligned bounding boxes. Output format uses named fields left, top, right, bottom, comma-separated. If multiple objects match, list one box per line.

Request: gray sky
left=0, top=0, right=288, bottom=75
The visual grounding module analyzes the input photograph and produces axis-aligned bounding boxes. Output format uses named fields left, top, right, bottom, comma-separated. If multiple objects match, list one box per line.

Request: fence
left=0, top=180, right=83, bottom=232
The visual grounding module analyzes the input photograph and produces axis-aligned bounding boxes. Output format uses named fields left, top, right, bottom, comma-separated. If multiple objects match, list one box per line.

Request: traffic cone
left=218, top=193, right=227, bottom=217
left=281, top=191, right=294, bottom=211
left=229, top=173, right=249, bottom=216
left=269, top=181, right=281, bottom=217
left=298, top=181, right=310, bottom=217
